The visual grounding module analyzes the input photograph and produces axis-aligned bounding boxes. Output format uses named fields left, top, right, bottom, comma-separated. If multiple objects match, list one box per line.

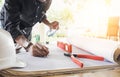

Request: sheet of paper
left=13, top=43, right=115, bottom=71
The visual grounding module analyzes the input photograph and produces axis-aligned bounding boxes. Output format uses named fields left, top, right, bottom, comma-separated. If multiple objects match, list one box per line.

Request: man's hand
left=15, top=35, right=49, bottom=57
left=28, top=43, right=49, bottom=57
left=42, top=18, right=59, bottom=30
left=49, top=21, right=59, bottom=30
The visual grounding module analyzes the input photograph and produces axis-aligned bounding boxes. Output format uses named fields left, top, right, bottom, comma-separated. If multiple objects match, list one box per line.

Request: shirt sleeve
left=40, top=0, right=52, bottom=22
left=3, top=0, right=22, bottom=40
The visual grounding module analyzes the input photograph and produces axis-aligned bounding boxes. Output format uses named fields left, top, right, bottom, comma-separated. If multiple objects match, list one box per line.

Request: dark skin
left=15, top=14, right=59, bottom=57
left=39, top=0, right=46, bottom=2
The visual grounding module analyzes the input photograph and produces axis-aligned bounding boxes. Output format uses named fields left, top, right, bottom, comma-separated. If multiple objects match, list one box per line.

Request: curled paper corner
left=114, top=48, right=120, bottom=65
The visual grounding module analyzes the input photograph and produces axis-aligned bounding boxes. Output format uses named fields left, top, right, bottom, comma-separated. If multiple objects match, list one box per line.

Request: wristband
left=24, top=42, right=33, bottom=52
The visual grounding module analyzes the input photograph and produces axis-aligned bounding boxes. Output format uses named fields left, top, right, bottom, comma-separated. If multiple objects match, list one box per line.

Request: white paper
left=13, top=43, right=115, bottom=71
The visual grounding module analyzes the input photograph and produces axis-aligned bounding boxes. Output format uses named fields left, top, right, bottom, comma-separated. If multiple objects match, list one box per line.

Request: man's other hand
left=50, top=21, right=59, bottom=30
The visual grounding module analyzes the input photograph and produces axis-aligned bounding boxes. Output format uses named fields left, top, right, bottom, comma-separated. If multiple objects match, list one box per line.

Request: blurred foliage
left=0, top=0, right=2, bottom=3
left=47, top=0, right=112, bottom=39
left=47, top=0, right=77, bottom=38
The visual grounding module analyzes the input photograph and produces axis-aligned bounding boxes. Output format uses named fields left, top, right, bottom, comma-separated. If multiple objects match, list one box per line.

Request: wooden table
left=48, top=67, right=120, bottom=77
left=0, top=65, right=120, bottom=77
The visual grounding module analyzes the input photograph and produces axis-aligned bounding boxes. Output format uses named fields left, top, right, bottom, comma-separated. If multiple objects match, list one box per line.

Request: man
left=0, top=0, right=59, bottom=57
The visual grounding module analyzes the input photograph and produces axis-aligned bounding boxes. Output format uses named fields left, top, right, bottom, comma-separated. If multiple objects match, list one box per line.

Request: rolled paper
left=67, top=31, right=120, bottom=64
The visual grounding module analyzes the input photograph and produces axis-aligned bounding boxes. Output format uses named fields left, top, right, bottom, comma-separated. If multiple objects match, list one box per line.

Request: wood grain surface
left=0, top=65, right=119, bottom=77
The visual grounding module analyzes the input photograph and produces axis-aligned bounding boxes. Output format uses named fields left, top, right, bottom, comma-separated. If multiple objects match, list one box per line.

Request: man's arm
left=4, top=0, right=30, bottom=48
left=42, top=18, right=59, bottom=30
left=42, top=18, right=51, bottom=26
left=3, top=0, right=35, bottom=52
left=3, top=0, right=49, bottom=57
left=4, top=0, right=22, bottom=40
left=15, top=34, right=49, bottom=57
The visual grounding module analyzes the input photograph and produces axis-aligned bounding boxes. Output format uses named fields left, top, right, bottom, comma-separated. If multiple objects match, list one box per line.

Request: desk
left=0, top=43, right=120, bottom=77
left=0, top=65, right=120, bottom=77
left=48, top=67, right=120, bottom=77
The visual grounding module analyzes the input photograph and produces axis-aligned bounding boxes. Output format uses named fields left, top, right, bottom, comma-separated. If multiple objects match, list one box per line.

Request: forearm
left=42, top=18, right=51, bottom=27
left=41, top=17, right=59, bottom=30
